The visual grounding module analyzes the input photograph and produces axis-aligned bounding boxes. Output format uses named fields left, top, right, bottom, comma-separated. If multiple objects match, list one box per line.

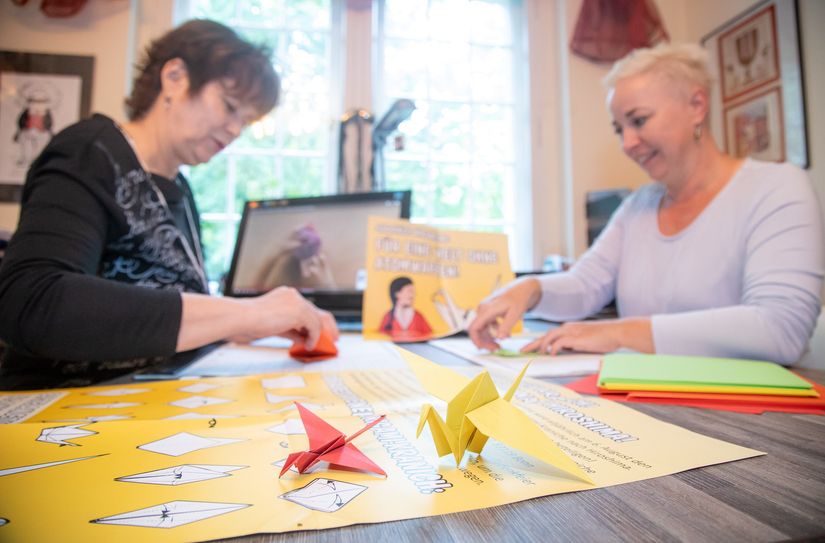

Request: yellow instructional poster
left=362, top=216, right=515, bottom=342
left=0, top=348, right=763, bottom=542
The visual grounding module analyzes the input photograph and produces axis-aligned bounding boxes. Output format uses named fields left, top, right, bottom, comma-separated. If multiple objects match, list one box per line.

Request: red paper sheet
left=566, top=374, right=825, bottom=415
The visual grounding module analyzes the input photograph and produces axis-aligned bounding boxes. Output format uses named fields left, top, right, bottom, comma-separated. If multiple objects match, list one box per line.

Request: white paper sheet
left=179, top=334, right=406, bottom=377
left=430, top=336, right=601, bottom=377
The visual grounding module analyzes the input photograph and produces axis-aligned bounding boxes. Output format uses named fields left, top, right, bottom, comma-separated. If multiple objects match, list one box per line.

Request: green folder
left=598, top=354, right=814, bottom=395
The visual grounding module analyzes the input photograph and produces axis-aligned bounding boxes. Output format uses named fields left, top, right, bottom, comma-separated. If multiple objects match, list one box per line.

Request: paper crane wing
left=416, top=404, right=455, bottom=458
left=466, top=398, right=592, bottom=484
left=295, top=402, right=344, bottom=451
left=402, top=348, right=471, bottom=401
left=320, top=442, right=386, bottom=476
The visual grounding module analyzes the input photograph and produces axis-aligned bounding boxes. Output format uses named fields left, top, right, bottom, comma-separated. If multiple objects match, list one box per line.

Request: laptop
left=223, top=190, right=411, bottom=324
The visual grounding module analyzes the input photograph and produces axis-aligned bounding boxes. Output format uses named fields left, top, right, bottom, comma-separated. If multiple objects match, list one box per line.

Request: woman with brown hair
left=0, top=20, right=337, bottom=389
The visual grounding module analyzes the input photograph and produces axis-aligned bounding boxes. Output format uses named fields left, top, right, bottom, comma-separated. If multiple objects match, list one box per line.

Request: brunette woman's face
left=162, top=60, right=261, bottom=167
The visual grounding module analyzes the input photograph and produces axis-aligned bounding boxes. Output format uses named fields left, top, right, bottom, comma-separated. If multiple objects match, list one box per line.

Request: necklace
left=116, top=123, right=209, bottom=293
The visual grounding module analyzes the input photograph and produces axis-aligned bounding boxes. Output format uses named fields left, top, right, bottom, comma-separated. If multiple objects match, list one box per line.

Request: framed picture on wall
left=724, top=87, right=784, bottom=162
left=717, top=3, right=780, bottom=102
left=702, top=0, right=808, bottom=168
left=0, top=51, right=94, bottom=202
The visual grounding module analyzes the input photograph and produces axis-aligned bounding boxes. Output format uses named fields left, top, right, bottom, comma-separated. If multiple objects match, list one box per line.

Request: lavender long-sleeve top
left=532, top=159, right=825, bottom=365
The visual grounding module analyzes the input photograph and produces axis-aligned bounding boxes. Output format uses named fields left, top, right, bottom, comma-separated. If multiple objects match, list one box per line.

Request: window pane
left=472, top=164, right=510, bottom=221
left=429, top=102, right=471, bottom=160
left=383, top=0, right=428, bottom=39
left=286, top=0, right=330, bottom=28
left=188, top=154, right=229, bottom=214
left=473, top=104, right=513, bottom=161
left=377, top=0, right=526, bottom=238
left=234, top=155, right=280, bottom=211
left=427, top=43, right=471, bottom=100
left=201, top=220, right=237, bottom=283
left=190, top=0, right=236, bottom=20
left=383, top=40, right=429, bottom=97
left=470, top=0, right=512, bottom=45
left=236, top=1, right=286, bottom=26
left=431, top=162, right=469, bottom=218
left=471, top=46, right=512, bottom=103
left=429, top=0, right=470, bottom=43
left=279, top=94, right=329, bottom=150
left=177, top=1, right=334, bottom=282
left=282, top=156, right=325, bottom=196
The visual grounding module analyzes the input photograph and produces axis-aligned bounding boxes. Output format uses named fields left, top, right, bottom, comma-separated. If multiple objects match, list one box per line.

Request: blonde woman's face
left=608, top=72, right=696, bottom=182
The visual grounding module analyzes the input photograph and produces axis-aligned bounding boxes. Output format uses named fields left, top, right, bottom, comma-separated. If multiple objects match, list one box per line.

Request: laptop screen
left=223, top=191, right=411, bottom=317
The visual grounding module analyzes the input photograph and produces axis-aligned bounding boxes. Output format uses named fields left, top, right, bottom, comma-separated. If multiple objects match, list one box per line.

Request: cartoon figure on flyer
left=378, top=276, right=433, bottom=342
left=13, top=83, right=58, bottom=167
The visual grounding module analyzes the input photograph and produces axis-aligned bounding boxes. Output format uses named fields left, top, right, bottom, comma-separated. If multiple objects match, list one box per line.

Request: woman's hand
left=521, top=317, right=653, bottom=355
left=238, top=286, right=339, bottom=348
left=467, top=277, right=542, bottom=350
left=178, top=288, right=339, bottom=352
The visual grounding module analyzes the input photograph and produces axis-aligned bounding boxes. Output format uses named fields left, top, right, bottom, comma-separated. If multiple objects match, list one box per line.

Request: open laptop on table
left=223, top=190, right=411, bottom=323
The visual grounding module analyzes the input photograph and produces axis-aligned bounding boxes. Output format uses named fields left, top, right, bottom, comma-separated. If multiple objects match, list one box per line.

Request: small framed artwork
left=703, top=0, right=808, bottom=168
left=718, top=3, right=780, bottom=102
left=724, top=87, right=784, bottom=162
left=0, top=51, right=94, bottom=202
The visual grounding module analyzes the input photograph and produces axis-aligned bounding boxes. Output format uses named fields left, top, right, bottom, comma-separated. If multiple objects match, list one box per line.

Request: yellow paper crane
left=401, top=349, right=593, bottom=484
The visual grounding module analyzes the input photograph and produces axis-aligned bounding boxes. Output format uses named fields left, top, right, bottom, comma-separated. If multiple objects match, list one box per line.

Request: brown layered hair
left=125, top=19, right=280, bottom=121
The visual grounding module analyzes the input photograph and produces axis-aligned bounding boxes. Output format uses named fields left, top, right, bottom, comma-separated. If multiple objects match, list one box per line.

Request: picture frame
left=702, top=0, right=808, bottom=168
left=724, top=86, right=784, bottom=162
left=0, top=51, right=94, bottom=202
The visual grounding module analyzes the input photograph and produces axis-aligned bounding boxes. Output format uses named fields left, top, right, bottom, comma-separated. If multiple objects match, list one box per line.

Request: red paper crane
left=279, top=402, right=386, bottom=477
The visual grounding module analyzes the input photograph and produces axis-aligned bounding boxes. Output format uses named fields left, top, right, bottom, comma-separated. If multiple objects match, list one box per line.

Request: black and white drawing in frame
left=0, top=52, right=94, bottom=200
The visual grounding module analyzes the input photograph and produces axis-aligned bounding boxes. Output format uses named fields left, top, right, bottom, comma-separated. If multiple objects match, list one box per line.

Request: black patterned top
left=0, top=114, right=208, bottom=389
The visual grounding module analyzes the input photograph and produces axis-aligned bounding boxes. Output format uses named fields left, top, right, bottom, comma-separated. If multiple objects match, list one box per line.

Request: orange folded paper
left=289, top=330, right=338, bottom=362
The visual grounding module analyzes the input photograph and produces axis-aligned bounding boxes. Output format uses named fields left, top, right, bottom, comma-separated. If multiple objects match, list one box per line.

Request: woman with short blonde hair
left=469, top=43, right=824, bottom=366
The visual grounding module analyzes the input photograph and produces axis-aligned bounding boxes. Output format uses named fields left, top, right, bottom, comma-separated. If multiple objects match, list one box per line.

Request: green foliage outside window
left=184, top=0, right=525, bottom=281
left=184, top=0, right=332, bottom=283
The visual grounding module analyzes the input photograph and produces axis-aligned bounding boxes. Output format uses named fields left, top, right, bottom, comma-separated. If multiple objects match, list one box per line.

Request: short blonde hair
left=603, top=43, right=712, bottom=95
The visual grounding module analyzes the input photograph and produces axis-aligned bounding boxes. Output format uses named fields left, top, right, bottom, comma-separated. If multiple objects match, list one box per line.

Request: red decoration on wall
left=40, top=0, right=87, bottom=17
left=570, top=0, right=669, bottom=63
left=9, top=0, right=88, bottom=17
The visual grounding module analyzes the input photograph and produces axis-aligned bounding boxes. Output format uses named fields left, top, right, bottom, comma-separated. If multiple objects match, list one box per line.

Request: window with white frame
left=375, top=0, right=529, bottom=246
left=177, top=0, right=530, bottom=282
left=180, top=0, right=341, bottom=282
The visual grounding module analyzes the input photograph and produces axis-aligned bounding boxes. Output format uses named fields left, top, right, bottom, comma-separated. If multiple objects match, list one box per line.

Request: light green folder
left=598, top=354, right=817, bottom=397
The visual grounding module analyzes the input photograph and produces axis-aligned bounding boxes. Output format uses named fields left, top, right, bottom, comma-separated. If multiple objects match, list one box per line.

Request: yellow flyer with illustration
left=362, top=216, right=515, bottom=342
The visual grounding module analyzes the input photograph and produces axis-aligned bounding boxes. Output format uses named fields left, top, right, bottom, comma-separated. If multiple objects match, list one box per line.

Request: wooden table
left=212, top=342, right=825, bottom=542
